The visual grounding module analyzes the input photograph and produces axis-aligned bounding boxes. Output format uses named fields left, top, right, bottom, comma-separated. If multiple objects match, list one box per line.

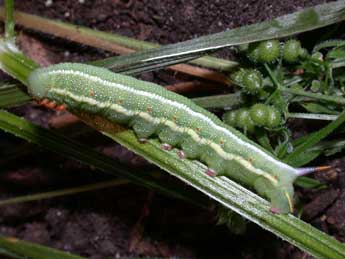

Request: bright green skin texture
left=28, top=63, right=298, bottom=213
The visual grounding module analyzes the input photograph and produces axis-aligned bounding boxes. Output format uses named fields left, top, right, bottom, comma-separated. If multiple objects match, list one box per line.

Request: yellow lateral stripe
left=285, top=191, right=294, bottom=213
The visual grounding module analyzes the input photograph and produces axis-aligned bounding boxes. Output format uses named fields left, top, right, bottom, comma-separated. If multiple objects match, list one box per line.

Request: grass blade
left=282, top=87, right=345, bottom=105
left=0, top=83, right=31, bottom=108
left=0, top=179, right=129, bottom=207
left=0, top=236, right=85, bottom=259
left=287, top=112, right=339, bottom=121
left=0, top=110, right=205, bottom=207
left=0, top=7, right=238, bottom=74
left=90, top=1, right=345, bottom=74
left=76, top=111, right=345, bottom=259
left=192, top=93, right=243, bottom=109
left=284, top=111, right=345, bottom=167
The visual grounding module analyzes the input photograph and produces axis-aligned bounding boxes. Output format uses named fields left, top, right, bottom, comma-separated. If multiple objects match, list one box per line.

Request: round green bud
left=249, top=103, right=269, bottom=126
left=230, top=69, right=246, bottom=85
left=247, top=42, right=261, bottom=63
left=291, top=83, right=303, bottom=91
left=223, top=110, right=237, bottom=127
left=242, top=69, right=263, bottom=94
left=237, top=43, right=249, bottom=52
left=283, top=39, right=302, bottom=63
left=311, top=80, right=321, bottom=92
left=299, top=48, right=308, bottom=59
left=257, top=40, right=281, bottom=63
left=236, top=108, right=255, bottom=132
left=266, top=107, right=282, bottom=128
left=311, top=51, right=323, bottom=62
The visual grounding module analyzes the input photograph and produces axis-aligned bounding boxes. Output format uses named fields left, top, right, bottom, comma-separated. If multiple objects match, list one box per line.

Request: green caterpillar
left=28, top=63, right=302, bottom=213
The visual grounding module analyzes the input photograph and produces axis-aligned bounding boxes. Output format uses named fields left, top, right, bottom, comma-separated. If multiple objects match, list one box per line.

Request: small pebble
left=45, top=0, right=53, bottom=7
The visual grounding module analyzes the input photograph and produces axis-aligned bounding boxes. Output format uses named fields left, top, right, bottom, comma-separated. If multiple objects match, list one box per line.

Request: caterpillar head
left=254, top=175, right=296, bottom=214
left=27, top=67, right=51, bottom=100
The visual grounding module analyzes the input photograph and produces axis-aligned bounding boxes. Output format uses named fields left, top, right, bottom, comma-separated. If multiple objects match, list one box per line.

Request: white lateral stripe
left=46, top=69, right=297, bottom=175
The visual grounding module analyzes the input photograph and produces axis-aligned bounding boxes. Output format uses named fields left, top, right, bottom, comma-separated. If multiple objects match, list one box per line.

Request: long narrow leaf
left=90, top=1, right=345, bottom=74
left=77, top=111, right=345, bottom=259
left=0, top=83, right=30, bottom=107
left=0, top=110, right=205, bottom=207
left=284, top=111, right=345, bottom=167
left=0, top=8, right=237, bottom=72
left=0, top=236, right=85, bottom=259
left=0, top=179, right=129, bottom=207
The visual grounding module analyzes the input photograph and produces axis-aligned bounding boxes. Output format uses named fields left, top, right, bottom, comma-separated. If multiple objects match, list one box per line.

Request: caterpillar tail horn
left=296, top=165, right=332, bottom=176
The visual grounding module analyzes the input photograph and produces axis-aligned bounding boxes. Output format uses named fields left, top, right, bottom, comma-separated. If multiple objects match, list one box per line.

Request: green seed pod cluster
left=230, top=68, right=263, bottom=94
left=246, top=39, right=307, bottom=64
left=223, top=104, right=282, bottom=132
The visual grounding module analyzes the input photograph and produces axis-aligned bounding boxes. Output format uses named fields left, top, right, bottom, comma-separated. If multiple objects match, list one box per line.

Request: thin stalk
left=287, top=112, right=339, bottom=120
left=282, top=87, right=345, bottom=105
left=4, top=0, right=14, bottom=42
left=265, top=62, right=345, bottom=106
left=0, top=179, right=129, bottom=207
left=192, top=93, right=243, bottom=109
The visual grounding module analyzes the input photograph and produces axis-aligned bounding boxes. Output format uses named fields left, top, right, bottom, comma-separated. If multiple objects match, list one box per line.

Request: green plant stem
left=192, top=92, right=243, bottom=108
left=265, top=63, right=345, bottom=106
left=4, top=0, right=14, bottom=42
left=287, top=112, right=339, bottom=120
left=282, top=87, right=345, bottom=105
left=0, top=179, right=129, bottom=207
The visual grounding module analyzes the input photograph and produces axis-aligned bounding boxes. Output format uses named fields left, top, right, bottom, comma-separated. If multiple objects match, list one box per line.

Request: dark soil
left=0, top=0, right=343, bottom=258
